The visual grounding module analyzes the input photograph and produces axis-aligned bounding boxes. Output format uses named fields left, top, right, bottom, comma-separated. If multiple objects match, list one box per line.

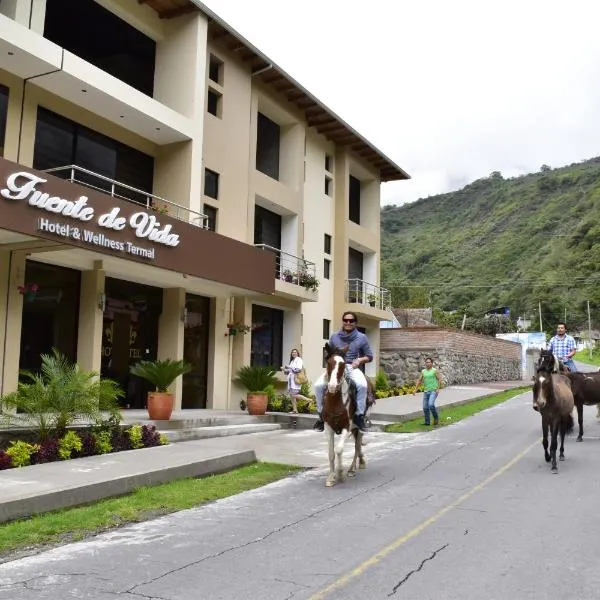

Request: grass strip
left=0, top=461, right=301, bottom=557
left=572, top=353, right=600, bottom=367
left=384, top=386, right=531, bottom=433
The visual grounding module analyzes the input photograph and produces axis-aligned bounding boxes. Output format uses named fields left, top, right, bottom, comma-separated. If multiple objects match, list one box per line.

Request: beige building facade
left=0, top=0, right=409, bottom=411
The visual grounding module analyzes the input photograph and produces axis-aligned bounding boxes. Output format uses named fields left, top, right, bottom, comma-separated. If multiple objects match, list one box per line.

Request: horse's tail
left=564, top=412, right=574, bottom=434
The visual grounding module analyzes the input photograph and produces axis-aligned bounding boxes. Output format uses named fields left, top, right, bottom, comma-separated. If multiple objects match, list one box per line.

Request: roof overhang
left=138, top=0, right=410, bottom=182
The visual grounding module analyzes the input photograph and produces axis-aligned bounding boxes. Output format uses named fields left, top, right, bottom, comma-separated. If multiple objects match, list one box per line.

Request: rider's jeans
left=422, top=391, right=439, bottom=424
left=315, top=366, right=368, bottom=415
left=562, top=358, right=577, bottom=372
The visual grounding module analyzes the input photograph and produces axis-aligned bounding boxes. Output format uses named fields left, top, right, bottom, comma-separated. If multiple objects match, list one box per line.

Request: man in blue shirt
left=548, top=322, right=577, bottom=372
left=313, top=311, right=373, bottom=432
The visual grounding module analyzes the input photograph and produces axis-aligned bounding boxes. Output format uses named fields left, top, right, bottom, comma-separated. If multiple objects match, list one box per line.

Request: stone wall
left=380, top=327, right=522, bottom=386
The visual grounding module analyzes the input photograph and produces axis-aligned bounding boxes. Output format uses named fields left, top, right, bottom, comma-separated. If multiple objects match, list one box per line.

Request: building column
left=157, top=287, right=185, bottom=410
left=0, top=251, right=25, bottom=396
left=76, top=262, right=105, bottom=374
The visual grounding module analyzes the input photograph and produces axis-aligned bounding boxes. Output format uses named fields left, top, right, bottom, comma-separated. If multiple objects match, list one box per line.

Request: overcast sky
left=204, top=0, right=600, bottom=206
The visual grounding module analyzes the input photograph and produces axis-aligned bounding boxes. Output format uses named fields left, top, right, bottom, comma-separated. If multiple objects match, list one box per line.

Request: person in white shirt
left=283, top=348, right=310, bottom=414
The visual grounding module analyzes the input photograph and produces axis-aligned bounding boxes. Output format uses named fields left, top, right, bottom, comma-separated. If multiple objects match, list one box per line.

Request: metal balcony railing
left=254, top=244, right=318, bottom=292
left=345, top=279, right=391, bottom=310
left=44, top=165, right=208, bottom=228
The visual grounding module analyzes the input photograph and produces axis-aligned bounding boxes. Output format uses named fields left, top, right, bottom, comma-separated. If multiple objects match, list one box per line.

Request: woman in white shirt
left=283, top=348, right=307, bottom=414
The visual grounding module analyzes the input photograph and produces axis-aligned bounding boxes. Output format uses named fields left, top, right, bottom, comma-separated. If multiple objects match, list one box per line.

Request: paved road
left=2, top=389, right=600, bottom=600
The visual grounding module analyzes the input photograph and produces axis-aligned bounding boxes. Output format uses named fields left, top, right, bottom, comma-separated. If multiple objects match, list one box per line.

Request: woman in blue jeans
left=413, top=357, right=443, bottom=426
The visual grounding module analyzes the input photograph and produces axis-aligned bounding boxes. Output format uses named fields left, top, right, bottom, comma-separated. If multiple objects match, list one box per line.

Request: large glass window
left=0, top=84, right=8, bottom=156
left=256, top=112, right=280, bottom=180
left=33, top=107, right=154, bottom=203
left=19, top=261, right=81, bottom=373
left=349, top=175, right=361, bottom=224
left=251, top=305, right=283, bottom=368
left=44, top=0, right=156, bottom=96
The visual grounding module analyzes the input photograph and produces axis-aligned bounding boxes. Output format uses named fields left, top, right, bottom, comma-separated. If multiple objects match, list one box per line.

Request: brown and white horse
left=322, top=343, right=366, bottom=487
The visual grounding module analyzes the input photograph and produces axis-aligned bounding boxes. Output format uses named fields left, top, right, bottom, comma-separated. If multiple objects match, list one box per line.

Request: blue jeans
left=562, top=358, right=577, bottom=372
left=423, top=391, right=439, bottom=424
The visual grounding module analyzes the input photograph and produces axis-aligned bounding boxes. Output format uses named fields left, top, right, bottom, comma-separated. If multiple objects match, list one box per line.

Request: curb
left=0, top=449, right=256, bottom=524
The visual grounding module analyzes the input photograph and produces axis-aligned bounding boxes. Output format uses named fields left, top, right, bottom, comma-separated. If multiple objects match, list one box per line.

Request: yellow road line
left=308, top=438, right=539, bottom=600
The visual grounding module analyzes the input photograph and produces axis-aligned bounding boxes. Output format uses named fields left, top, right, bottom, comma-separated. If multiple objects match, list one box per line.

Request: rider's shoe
left=313, top=414, right=324, bottom=431
left=353, top=413, right=367, bottom=432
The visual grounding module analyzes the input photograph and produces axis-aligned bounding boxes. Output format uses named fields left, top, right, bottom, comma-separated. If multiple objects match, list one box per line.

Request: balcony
left=345, top=279, right=392, bottom=321
left=255, top=244, right=319, bottom=302
left=44, top=165, right=208, bottom=228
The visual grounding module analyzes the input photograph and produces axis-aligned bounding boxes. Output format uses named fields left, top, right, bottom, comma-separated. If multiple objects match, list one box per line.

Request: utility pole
left=538, top=300, right=543, bottom=333
left=588, top=300, right=593, bottom=359
left=461, top=313, right=467, bottom=330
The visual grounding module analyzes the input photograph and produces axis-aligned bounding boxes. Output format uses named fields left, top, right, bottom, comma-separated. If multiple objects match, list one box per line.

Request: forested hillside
left=380, top=158, right=600, bottom=332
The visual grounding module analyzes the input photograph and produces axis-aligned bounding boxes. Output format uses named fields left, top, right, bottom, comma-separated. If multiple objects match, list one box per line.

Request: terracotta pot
left=147, top=392, right=174, bottom=420
left=246, top=392, right=268, bottom=416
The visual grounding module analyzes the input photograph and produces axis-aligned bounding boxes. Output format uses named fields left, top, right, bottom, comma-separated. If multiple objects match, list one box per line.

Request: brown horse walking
left=532, top=370, right=574, bottom=473
left=321, top=343, right=366, bottom=487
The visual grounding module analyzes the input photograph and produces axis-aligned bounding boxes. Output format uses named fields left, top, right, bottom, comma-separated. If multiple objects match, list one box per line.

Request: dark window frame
left=324, top=234, right=332, bottom=254
left=349, top=175, right=361, bottom=225
left=207, top=89, right=222, bottom=117
left=256, top=112, right=280, bottom=180
left=251, top=305, right=284, bottom=368
left=204, top=168, right=219, bottom=200
left=204, top=204, right=217, bottom=231
left=209, top=54, right=223, bottom=84
left=322, top=318, right=330, bottom=340
left=0, top=84, right=8, bottom=156
left=323, top=258, right=331, bottom=280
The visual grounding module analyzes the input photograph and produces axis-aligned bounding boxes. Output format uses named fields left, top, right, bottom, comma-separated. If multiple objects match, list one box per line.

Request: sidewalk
left=0, top=380, right=528, bottom=523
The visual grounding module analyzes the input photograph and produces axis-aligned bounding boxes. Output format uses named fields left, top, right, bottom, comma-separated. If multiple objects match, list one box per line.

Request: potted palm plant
left=130, top=359, right=191, bottom=420
left=235, top=365, right=278, bottom=415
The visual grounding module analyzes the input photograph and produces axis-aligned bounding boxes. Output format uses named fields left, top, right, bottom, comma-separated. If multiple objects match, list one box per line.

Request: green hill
left=380, top=158, right=600, bottom=331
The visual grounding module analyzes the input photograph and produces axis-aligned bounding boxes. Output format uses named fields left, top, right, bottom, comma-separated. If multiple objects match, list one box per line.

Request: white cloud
left=203, top=0, right=600, bottom=205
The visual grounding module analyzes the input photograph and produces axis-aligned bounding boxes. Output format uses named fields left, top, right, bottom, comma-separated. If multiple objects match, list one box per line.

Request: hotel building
left=0, top=0, right=409, bottom=410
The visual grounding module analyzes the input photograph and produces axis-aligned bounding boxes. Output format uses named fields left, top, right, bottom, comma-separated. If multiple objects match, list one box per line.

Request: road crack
left=387, top=543, right=449, bottom=596
left=124, top=476, right=397, bottom=596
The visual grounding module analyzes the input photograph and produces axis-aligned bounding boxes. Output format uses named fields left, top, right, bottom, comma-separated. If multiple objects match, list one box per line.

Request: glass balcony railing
left=44, top=165, right=208, bottom=228
left=345, top=279, right=391, bottom=310
left=254, top=244, right=318, bottom=292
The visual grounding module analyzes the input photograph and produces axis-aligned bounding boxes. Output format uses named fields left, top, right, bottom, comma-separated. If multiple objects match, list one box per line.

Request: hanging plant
left=17, top=283, right=39, bottom=303
left=225, top=321, right=252, bottom=337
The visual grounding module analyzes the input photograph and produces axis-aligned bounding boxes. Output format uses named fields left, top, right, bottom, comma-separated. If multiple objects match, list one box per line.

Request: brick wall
left=380, top=327, right=522, bottom=386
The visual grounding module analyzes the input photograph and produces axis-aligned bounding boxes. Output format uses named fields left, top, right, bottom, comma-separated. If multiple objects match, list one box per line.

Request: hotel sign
left=1, top=171, right=180, bottom=260
left=0, top=156, right=276, bottom=296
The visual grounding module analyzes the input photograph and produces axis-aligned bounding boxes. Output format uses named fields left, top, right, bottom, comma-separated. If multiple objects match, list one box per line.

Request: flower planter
left=246, top=392, right=268, bottom=416
left=147, top=392, right=174, bottom=420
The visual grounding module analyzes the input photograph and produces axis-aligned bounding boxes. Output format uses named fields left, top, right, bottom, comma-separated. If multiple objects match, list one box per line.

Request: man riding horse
left=313, top=311, right=373, bottom=433
left=547, top=322, right=577, bottom=373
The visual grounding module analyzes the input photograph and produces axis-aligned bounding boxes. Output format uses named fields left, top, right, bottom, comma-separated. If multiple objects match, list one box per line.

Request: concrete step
left=161, top=422, right=284, bottom=442
left=139, top=414, right=280, bottom=430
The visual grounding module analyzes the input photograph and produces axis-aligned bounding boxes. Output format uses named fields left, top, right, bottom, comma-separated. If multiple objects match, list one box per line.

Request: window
left=256, top=112, right=280, bottom=180
left=349, top=175, right=361, bottom=224
left=44, top=0, right=156, bottom=96
left=325, top=154, right=333, bottom=172
left=348, top=248, right=364, bottom=303
left=325, top=176, right=332, bottom=196
left=207, top=89, right=222, bottom=117
left=33, top=107, right=154, bottom=203
left=204, top=168, right=219, bottom=199
left=204, top=205, right=217, bottom=231
left=324, top=234, right=332, bottom=254
left=324, top=259, right=331, bottom=279
left=0, top=84, right=9, bottom=156
left=209, top=55, right=223, bottom=84
left=251, top=305, right=283, bottom=368
left=322, top=319, right=330, bottom=340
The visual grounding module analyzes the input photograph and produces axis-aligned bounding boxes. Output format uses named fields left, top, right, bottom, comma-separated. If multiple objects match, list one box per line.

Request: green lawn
left=384, top=386, right=531, bottom=433
left=573, top=352, right=600, bottom=367
left=0, top=461, right=301, bottom=558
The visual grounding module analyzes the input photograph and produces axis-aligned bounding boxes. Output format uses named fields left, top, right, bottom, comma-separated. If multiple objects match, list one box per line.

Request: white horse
left=321, top=343, right=365, bottom=487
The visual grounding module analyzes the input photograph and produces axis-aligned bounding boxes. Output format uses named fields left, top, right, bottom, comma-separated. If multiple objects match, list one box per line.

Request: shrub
left=111, top=427, right=132, bottom=452
left=58, top=430, right=83, bottom=460
left=141, top=425, right=162, bottom=448
left=33, top=438, right=60, bottom=463
left=235, top=365, right=278, bottom=392
left=6, top=440, right=40, bottom=467
left=0, top=450, right=11, bottom=470
left=299, top=380, right=314, bottom=399
left=375, top=370, right=390, bottom=392
left=128, top=425, right=144, bottom=449
left=0, top=348, right=123, bottom=440
left=93, top=430, right=113, bottom=454
left=79, top=432, right=98, bottom=457
left=267, top=393, right=292, bottom=413
left=159, top=434, right=169, bottom=445
left=297, top=397, right=317, bottom=414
